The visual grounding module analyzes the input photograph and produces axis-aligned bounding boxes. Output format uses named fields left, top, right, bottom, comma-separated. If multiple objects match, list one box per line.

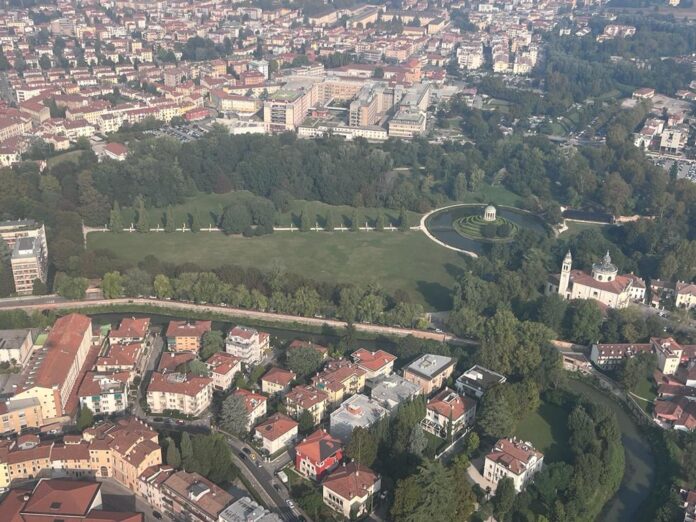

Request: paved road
left=216, top=428, right=304, bottom=521
left=0, top=295, right=466, bottom=344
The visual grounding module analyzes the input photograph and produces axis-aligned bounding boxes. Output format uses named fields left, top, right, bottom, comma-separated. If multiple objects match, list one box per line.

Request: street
left=0, top=295, right=466, bottom=344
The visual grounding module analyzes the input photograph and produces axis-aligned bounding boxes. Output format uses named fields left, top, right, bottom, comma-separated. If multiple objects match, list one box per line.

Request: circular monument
left=422, top=203, right=550, bottom=256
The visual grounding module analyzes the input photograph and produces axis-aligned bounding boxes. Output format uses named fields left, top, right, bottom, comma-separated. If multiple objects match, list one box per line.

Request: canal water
left=424, top=204, right=550, bottom=254
left=566, top=379, right=655, bottom=522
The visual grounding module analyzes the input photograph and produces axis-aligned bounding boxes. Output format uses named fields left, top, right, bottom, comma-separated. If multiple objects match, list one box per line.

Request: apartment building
left=263, top=87, right=314, bottom=132
left=285, top=385, right=329, bottom=426
left=0, top=398, right=44, bottom=435
left=109, top=317, right=150, bottom=346
left=225, top=326, right=270, bottom=365
left=312, top=360, right=366, bottom=404
left=455, top=365, right=506, bottom=399
left=370, top=374, right=421, bottom=412
left=13, top=313, right=93, bottom=421
left=205, top=352, right=241, bottom=391
left=484, top=438, right=544, bottom=492
left=10, top=238, right=47, bottom=295
left=147, top=372, right=212, bottom=416
left=77, top=371, right=129, bottom=415
left=388, top=109, right=426, bottom=138
left=233, top=389, right=268, bottom=429
left=165, top=320, right=212, bottom=353
left=0, top=220, right=48, bottom=296
left=402, top=354, right=455, bottom=394
left=161, top=470, right=234, bottom=522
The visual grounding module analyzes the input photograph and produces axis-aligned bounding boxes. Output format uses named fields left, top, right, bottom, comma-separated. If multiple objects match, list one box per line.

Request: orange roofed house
left=322, top=462, right=381, bottom=518
left=285, top=385, right=329, bottom=426
left=254, top=412, right=298, bottom=454
left=13, top=313, right=94, bottom=422
left=261, top=367, right=296, bottom=395
left=0, top=478, right=142, bottom=521
left=109, top=317, right=150, bottom=346
left=205, top=352, right=241, bottom=391
left=421, top=387, right=476, bottom=439
left=351, top=348, right=396, bottom=379
left=295, top=429, right=343, bottom=481
left=233, top=388, right=268, bottom=430
left=166, top=321, right=212, bottom=353
left=483, top=438, right=544, bottom=492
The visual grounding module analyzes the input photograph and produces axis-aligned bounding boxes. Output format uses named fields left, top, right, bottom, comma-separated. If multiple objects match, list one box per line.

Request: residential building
left=13, top=313, right=93, bottom=421
left=369, top=374, right=421, bottom=412
left=351, top=348, right=396, bottom=379
left=654, top=396, right=696, bottom=431
left=655, top=337, right=683, bottom=375
left=590, top=342, right=653, bottom=370
left=139, top=464, right=175, bottom=514
left=322, top=462, right=380, bottom=519
left=0, top=220, right=48, bottom=296
left=421, top=388, right=476, bottom=439
left=146, top=372, right=213, bottom=416
left=219, top=496, right=282, bottom=522
left=109, top=317, right=150, bottom=346
left=10, top=237, right=47, bottom=295
left=455, top=365, right=507, bottom=399
left=261, top=367, right=296, bottom=395
left=547, top=251, right=646, bottom=309
left=104, top=142, right=128, bottom=161
left=0, top=398, right=44, bottom=435
left=285, top=385, right=329, bottom=426
left=225, top=326, right=270, bottom=365
left=233, top=389, right=268, bottom=429
left=484, top=438, right=544, bottom=492
left=165, top=321, right=212, bottom=353
left=77, top=371, right=129, bottom=415
left=676, top=281, right=696, bottom=309
left=402, top=354, right=455, bottom=394
left=254, top=413, right=298, bottom=454
left=205, top=352, right=241, bottom=391
left=329, top=394, right=388, bottom=443
left=312, top=360, right=366, bottom=404
left=294, top=429, right=343, bottom=481
left=288, top=340, right=329, bottom=359
left=0, top=328, right=34, bottom=365
left=161, top=470, right=234, bottom=522
left=0, top=478, right=143, bottom=521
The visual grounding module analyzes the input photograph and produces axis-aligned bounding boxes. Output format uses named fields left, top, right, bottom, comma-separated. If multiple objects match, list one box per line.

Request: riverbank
left=566, top=378, right=655, bottom=522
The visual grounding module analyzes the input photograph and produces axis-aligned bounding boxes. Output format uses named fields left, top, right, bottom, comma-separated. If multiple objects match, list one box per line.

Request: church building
left=546, top=251, right=646, bottom=309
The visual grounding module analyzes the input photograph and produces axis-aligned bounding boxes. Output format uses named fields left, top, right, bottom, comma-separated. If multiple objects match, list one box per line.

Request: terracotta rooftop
left=323, top=462, right=379, bottom=501
left=351, top=348, right=396, bottom=372
left=427, top=388, right=474, bottom=421
left=295, top=429, right=342, bottom=463
left=486, top=438, right=543, bottom=476
left=110, top=317, right=149, bottom=340
left=147, top=372, right=211, bottom=397
left=261, top=367, right=296, bottom=386
left=233, top=388, right=267, bottom=413
left=286, top=385, right=328, bottom=409
left=165, top=320, right=211, bottom=339
left=254, top=413, right=298, bottom=441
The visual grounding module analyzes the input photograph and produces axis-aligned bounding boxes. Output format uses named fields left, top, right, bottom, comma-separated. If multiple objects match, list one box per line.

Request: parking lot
left=145, top=124, right=208, bottom=143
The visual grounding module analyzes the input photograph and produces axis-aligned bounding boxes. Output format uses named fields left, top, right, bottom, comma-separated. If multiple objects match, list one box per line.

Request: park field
left=88, top=230, right=469, bottom=311
left=515, top=400, right=572, bottom=463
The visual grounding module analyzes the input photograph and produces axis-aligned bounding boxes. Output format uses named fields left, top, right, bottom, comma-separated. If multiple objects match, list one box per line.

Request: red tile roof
left=233, top=388, right=267, bottom=413
left=323, top=462, right=379, bottom=500
left=295, top=429, right=342, bottom=463
left=23, top=479, right=100, bottom=516
left=262, top=367, right=296, bottom=386
left=165, top=320, right=211, bottom=339
left=427, top=388, right=474, bottom=421
left=486, top=438, right=543, bottom=476
left=254, top=413, right=298, bottom=441
left=286, top=385, right=328, bottom=409
left=147, top=372, right=211, bottom=397
left=157, top=352, right=196, bottom=372
left=351, top=348, right=396, bottom=372
left=34, top=313, right=91, bottom=388
left=110, top=317, right=149, bottom=340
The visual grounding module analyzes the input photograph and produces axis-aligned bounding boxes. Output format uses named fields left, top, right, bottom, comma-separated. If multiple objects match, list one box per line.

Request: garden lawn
left=515, top=401, right=572, bottom=464
left=633, top=375, right=657, bottom=414
left=46, top=149, right=84, bottom=168
left=87, top=230, right=468, bottom=311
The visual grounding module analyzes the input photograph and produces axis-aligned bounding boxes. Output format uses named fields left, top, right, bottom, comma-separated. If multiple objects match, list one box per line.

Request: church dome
left=592, top=251, right=618, bottom=282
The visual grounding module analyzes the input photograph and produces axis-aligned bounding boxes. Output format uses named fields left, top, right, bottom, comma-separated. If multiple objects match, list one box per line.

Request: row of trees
left=163, top=432, right=237, bottom=484
left=92, top=268, right=428, bottom=328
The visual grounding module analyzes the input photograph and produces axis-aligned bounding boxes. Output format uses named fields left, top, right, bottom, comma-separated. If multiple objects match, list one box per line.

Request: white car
left=285, top=499, right=295, bottom=509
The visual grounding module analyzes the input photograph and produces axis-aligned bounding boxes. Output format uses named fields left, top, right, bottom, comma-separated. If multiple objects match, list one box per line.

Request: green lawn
left=457, top=183, right=522, bottom=207
left=47, top=149, right=84, bottom=168
left=515, top=401, right=572, bottom=464
left=562, top=221, right=608, bottom=238
left=633, top=375, right=657, bottom=414
left=88, top=230, right=468, bottom=310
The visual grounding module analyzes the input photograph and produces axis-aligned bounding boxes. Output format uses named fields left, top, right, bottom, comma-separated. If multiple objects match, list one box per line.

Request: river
left=566, top=379, right=655, bottom=522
